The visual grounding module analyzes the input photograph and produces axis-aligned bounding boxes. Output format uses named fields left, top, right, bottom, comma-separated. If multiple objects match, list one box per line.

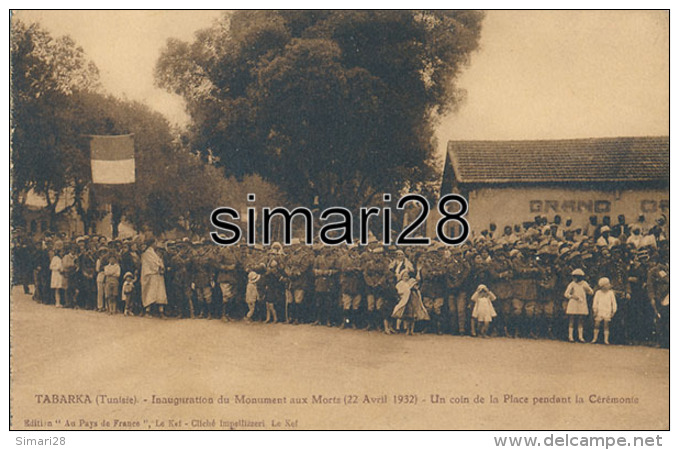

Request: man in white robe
left=141, top=239, right=168, bottom=316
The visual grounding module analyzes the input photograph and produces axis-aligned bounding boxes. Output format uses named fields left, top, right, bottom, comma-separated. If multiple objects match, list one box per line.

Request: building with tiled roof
left=439, top=136, right=669, bottom=233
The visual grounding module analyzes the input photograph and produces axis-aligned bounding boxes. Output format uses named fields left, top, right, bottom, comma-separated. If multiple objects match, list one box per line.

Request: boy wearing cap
left=122, top=272, right=136, bottom=316
left=104, top=254, right=122, bottom=314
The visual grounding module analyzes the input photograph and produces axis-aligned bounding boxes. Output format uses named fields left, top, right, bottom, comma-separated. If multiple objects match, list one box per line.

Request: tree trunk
left=111, top=203, right=122, bottom=239
left=45, top=191, right=60, bottom=232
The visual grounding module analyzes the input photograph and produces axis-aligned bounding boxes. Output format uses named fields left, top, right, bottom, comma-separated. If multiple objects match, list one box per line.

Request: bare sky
left=12, top=10, right=669, bottom=158
left=438, top=10, right=669, bottom=143
left=12, top=10, right=223, bottom=126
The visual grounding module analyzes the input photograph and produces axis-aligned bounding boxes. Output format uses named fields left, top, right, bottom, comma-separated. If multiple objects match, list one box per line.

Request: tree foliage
left=156, top=10, right=484, bottom=209
left=11, top=18, right=101, bottom=221
left=11, top=18, right=272, bottom=236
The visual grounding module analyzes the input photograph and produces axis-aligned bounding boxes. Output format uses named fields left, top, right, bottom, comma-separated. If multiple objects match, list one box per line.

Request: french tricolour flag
left=89, top=134, right=136, bottom=184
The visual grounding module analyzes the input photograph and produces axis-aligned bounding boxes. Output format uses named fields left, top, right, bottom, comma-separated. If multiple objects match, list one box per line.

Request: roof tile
left=447, top=136, right=669, bottom=184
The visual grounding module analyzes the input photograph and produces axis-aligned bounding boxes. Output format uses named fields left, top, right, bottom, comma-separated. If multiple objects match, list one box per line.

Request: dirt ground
left=10, top=287, right=668, bottom=430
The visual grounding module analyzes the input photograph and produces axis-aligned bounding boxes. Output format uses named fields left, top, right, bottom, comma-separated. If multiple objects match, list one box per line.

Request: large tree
left=156, top=10, right=483, bottom=210
left=11, top=19, right=101, bottom=227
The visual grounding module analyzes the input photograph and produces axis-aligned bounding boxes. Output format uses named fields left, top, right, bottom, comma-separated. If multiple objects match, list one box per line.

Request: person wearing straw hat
left=244, top=269, right=261, bottom=321
left=564, top=268, right=593, bottom=342
left=591, top=277, right=617, bottom=344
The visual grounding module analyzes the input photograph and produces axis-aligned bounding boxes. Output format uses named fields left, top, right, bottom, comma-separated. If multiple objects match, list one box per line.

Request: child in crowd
left=121, top=272, right=136, bottom=316
left=471, top=284, right=497, bottom=338
left=591, top=277, right=617, bottom=345
left=245, top=271, right=260, bottom=321
left=564, top=268, right=593, bottom=342
left=263, top=259, right=282, bottom=324
left=104, top=254, right=121, bottom=314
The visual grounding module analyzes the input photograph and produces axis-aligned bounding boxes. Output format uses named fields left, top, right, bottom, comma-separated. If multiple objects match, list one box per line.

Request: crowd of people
left=11, top=213, right=669, bottom=348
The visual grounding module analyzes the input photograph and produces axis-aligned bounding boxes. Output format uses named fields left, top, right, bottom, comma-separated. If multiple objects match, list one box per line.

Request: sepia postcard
left=9, top=10, right=669, bottom=433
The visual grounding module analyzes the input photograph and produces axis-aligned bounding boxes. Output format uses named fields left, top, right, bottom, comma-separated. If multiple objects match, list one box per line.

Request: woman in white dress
left=392, top=269, right=429, bottom=335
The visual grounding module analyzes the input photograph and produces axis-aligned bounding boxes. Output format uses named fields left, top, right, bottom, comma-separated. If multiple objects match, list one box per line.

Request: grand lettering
left=530, top=200, right=611, bottom=214
left=529, top=199, right=668, bottom=214
left=641, top=199, right=670, bottom=213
